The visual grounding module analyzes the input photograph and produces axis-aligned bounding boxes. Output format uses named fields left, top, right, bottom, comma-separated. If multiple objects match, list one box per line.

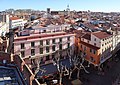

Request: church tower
left=66, top=4, right=70, bottom=16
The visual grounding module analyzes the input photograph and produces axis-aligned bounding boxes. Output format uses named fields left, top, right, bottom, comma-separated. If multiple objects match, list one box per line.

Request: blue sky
left=0, top=0, right=120, bottom=12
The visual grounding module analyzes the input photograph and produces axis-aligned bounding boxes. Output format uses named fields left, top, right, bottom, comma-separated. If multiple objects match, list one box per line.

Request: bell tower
left=66, top=4, right=70, bottom=16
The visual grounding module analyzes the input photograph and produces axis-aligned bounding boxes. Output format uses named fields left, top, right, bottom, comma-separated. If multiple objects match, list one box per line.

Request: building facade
left=14, top=29, right=75, bottom=66
left=9, top=17, right=26, bottom=29
left=75, top=31, right=115, bottom=66
left=0, top=14, right=9, bottom=36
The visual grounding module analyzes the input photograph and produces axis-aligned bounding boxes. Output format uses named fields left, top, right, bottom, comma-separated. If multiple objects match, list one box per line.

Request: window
left=67, top=36, right=70, bottom=41
left=109, top=41, right=111, bottom=43
left=52, top=39, right=55, bottom=44
left=93, top=50, right=96, bottom=54
left=40, top=48, right=43, bottom=54
left=59, top=44, right=62, bottom=50
left=46, top=40, right=50, bottom=45
left=46, top=55, right=50, bottom=61
left=59, top=38, right=62, bottom=42
left=21, top=43, right=24, bottom=49
left=43, top=30, right=46, bottom=33
left=90, top=49, right=92, bottom=53
left=105, top=43, right=106, bottom=45
left=102, top=49, right=104, bottom=52
left=46, top=46, right=49, bottom=53
left=31, top=42, right=35, bottom=47
left=90, top=56, right=95, bottom=62
left=87, top=41, right=89, bottom=43
left=82, top=39, right=84, bottom=41
left=52, top=45, right=55, bottom=51
left=40, top=40, right=43, bottom=46
left=94, top=38, right=96, bottom=41
left=31, top=49, right=35, bottom=56
left=94, top=43, right=96, bottom=46
left=102, top=44, right=104, bottom=46
left=84, top=46, right=86, bottom=51
left=67, top=43, right=70, bottom=48
left=83, top=52, right=86, bottom=56
left=103, top=39, right=104, bottom=41
left=81, top=45, right=82, bottom=48
left=21, top=51, right=25, bottom=57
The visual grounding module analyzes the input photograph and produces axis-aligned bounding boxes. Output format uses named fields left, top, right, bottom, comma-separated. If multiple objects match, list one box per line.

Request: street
left=62, top=52, right=120, bottom=85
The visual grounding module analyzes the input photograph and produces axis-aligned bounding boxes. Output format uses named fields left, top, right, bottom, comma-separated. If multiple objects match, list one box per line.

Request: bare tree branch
left=35, top=58, right=46, bottom=75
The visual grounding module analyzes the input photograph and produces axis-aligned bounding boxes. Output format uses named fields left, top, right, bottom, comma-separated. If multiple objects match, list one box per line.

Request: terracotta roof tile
left=92, top=31, right=112, bottom=39
left=10, top=17, right=20, bottom=20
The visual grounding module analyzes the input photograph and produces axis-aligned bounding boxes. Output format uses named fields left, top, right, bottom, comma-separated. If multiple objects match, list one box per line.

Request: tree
left=52, top=51, right=69, bottom=85
left=67, top=48, right=89, bottom=79
left=34, top=57, right=46, bottom=75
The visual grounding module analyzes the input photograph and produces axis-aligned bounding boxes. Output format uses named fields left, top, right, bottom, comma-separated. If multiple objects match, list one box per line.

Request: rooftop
left=0, top=65, right=26, bottom=85
left=92, top=31, right=112, bottom=39
left=14, top=32, right=74, bottom=42
left=9, top=17, right=21, bottom=20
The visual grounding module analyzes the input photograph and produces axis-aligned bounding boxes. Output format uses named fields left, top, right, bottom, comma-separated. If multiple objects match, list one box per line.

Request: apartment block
left=14, top=28, right=75, bottom=66
left=75, top=31, right=115, bottom=66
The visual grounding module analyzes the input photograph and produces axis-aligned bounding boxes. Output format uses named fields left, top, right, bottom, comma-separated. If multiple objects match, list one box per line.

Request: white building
left=31, top=24, right=70, bottom=34
left=14, top=28, right=75, bottom=65
left=0, top=14, right=9, bottom=36
left=111, top=31, right=120, bottom=54
left=9, top=17, right=27, bottom=29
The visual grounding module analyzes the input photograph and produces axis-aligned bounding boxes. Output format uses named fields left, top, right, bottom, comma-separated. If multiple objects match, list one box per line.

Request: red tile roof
left=92, top=31, right=112, bottom=39
left=9, top=17, right=20, bottom=20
